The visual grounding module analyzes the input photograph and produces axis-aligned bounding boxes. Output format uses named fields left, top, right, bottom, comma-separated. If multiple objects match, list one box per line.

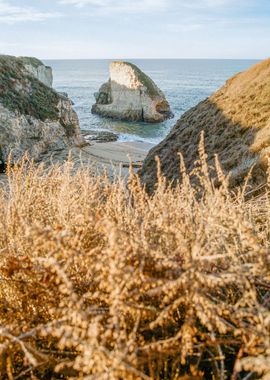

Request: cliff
left=17, top=56, right=53, bottom=87
left=140, top=58, right=270, bottom=191
left=0, top=55, right=84, bottom=166
left=92, top=61, right=173, bottom=123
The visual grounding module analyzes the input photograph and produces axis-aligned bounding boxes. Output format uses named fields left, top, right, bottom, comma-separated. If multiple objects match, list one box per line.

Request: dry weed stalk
left=0, top=145, right=269, bottom=379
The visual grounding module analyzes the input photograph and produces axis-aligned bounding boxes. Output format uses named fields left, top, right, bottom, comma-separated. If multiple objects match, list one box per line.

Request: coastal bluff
left=92, top=61, right=173, bottom=123
left=140, top=58, right=270, bottom=191
left=0, top=55, right=84, bottom=167
left=17, top=56, right=53, bottom=87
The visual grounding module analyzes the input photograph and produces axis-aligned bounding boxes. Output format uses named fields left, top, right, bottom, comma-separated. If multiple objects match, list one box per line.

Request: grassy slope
left=0, top=55, right=59, bottom=121
left=17, top=56, right=44, bottom=69
left=140, top=58, right=270, bottom=189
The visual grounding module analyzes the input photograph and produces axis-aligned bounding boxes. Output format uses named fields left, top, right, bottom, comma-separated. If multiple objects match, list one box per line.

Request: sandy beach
left=40, top=140, right=154, bottom=178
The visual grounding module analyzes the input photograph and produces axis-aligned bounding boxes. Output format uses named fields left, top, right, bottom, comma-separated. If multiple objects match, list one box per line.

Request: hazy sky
left=0, top=0, right=269, bottom=59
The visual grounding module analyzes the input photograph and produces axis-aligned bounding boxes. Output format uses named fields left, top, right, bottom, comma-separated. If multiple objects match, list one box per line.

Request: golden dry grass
left=0, top=143, right=270, bottom=379
left=213, top=58, right=270, bottom=131
left=140, top=58, right=270, bottom=191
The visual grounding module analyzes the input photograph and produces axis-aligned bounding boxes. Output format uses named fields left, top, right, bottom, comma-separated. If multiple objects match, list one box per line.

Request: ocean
left=45, top=59, right=259, bottom=144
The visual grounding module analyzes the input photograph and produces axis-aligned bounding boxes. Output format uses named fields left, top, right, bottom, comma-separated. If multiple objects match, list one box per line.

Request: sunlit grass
left=0, top=143, right=270, bottom=379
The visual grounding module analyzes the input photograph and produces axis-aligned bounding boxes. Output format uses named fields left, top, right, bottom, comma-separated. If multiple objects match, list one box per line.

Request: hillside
left=0, top=55, right=83, bottom=165
left=0, top=55, right=57, bottom=120
left=140, top=58, right=270, bottom=190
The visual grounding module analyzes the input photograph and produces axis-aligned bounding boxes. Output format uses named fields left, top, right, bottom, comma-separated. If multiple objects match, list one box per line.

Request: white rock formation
left=18, top=57, right=53, bottom=87
left=92, top=61, right=173, bottom=123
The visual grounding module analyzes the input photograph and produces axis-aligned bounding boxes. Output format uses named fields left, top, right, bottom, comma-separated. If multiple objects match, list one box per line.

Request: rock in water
left=140, top=58, right=270, bottom=191
left=0, top=55, right=84, bottom=166
left=17, top=56, right=53, bottom=87
left=92, top=61, right=173, bottom=123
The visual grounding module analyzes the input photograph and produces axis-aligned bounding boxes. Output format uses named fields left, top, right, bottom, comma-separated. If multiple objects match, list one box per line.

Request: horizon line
left=41, top=57, right=264, bottom=61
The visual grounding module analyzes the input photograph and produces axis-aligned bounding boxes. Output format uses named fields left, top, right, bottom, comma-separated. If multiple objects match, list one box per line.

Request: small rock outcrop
left=92, top=61, right=173, bottom=123
left=82, top=130, right=118, bottom=143
left=140, top=58, right=270, bottom=191
left=0, top=55, right=84, bottom=166
left=18, top=56, right=53, bottom=87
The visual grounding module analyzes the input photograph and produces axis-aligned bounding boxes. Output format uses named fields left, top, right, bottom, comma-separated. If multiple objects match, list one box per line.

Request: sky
left=0, top=0, right=269, bottom=59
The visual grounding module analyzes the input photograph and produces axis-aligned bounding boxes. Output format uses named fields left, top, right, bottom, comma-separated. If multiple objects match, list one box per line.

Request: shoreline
left=39, top=140, right=154, bottom=178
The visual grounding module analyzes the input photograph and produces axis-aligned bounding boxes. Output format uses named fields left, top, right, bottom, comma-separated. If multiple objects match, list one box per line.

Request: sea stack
left=140, top=58, right=270, bottom=191
left=0, top=55, right=84, bottom=166
left=92, top=61, right=173, bottom=123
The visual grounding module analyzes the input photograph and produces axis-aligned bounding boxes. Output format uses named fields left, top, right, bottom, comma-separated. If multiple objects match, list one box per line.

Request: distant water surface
left=45, top=59, right=259, bottom=144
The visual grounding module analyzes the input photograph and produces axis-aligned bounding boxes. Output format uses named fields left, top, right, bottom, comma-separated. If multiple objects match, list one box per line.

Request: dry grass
left=0, top=142, right=270, bottom=379
left=140, top=58, right=270, bottom=191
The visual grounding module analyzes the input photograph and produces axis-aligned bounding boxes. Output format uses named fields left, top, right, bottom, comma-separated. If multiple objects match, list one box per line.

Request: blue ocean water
left=45, top=59, right=259, bottom=144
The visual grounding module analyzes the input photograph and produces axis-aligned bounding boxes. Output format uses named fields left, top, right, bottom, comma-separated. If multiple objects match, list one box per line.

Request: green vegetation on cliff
left=17, top=56, right=44, bottom=69
left=0, top=55, right=59, bottom=121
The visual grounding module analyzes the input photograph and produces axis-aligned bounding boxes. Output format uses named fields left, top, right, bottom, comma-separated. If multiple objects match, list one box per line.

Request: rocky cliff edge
left=0, top=55, right=84, bottom=166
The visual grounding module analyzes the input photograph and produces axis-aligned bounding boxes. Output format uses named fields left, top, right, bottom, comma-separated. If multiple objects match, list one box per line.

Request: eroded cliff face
left=0, top=55, right=84, bottom=165
left=92, top=61, right=173, bottom=123
left=139, top=58, right=270, bottom=191
left=18, top=57, right=53, bottom=87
